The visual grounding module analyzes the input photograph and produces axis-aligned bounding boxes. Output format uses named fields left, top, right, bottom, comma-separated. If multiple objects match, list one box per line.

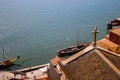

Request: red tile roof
left=59, top=46, right=120, bottom=79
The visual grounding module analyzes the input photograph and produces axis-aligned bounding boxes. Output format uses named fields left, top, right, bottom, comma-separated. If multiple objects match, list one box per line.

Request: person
left=34, top=75, right=36, bottom=80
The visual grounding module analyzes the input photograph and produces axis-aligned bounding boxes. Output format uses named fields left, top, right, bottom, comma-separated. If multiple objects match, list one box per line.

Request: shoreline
left=0, top=63, right=49, bottom=80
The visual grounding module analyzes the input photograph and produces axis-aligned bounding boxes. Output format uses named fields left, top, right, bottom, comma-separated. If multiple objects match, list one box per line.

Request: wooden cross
left=92, top=27, right=100, bottom=46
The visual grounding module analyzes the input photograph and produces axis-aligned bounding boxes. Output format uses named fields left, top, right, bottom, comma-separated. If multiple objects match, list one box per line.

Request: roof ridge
left=97, top=46, right=120, bottom=57
left=62, top=45, right=120, bottom=65
left=62, top=45, right=95, bottom=65
left=96, top=50, right=120, bottom=76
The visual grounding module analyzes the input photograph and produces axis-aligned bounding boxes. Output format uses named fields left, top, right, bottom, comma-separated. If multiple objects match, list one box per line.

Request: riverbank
left=0, top=63, right=49, bottom=80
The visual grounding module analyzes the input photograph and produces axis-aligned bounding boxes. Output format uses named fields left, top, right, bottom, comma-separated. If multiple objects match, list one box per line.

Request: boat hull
left=57, top=43, right=89, bottom=56
left=0, top=57, right=19, bottom=69
left=107, top=18, right=120, bottom=30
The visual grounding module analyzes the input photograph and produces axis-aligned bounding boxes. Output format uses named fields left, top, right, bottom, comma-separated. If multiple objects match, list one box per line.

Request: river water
left=0, top=0, right=120, bottom=70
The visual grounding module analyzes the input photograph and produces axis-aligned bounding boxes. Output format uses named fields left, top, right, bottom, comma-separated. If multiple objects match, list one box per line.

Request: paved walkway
left=0, top=63, right=49, bottom=80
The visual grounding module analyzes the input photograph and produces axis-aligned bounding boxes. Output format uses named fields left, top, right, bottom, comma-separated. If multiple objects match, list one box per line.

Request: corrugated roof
left=97, top=39, right=118, bottom=52
left=97, top=39, right=120, bottom=54
left=110, top=28, right=120, bottom=36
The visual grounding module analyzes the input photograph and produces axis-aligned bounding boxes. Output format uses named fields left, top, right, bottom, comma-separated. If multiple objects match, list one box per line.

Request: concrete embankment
left=0, top=63, right=49, bottom=80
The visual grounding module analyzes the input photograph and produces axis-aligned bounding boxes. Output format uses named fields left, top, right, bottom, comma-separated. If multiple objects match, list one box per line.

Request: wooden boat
left=0, top=47, right=20, bottom=69
left=107, top=18, right=120, bottom=30
left=0, top=56, right=20, bottom=69
left=57, top=31, right=90, bottom=56
left=57, top=43, right=89, bottom=55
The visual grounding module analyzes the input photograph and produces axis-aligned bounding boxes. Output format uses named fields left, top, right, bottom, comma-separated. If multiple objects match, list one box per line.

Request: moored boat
left=57, top=43, right=89, bottom=55
left=57, top=31, right=90, bottom=56
left=107, top=18, right=120, bottom=30
left=0, top=47, right=20, bottom=69
left=0, top=56, right=20, bottom=69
